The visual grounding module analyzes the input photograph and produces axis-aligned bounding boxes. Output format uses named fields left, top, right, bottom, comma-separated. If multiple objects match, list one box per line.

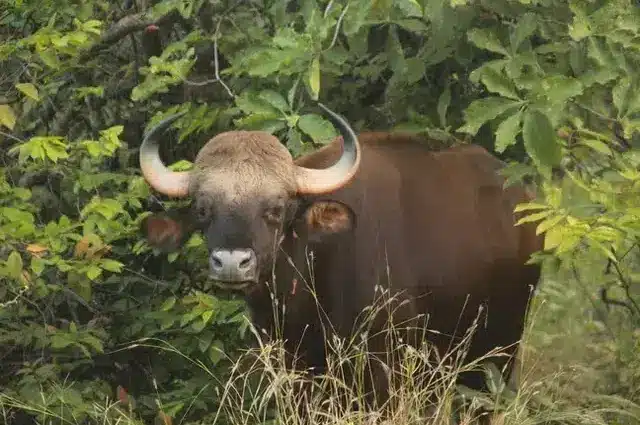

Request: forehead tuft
left=194, top=131, right=292, bottom=168
left=189, top=131, right=296, bottom=200
left=193, top=169, right=291, bottom=203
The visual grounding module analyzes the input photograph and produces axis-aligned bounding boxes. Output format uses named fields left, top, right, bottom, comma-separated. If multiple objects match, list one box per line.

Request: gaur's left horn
left=139, top=112, right=191, bottom=197
left=294, top=103, right=361, bottom=194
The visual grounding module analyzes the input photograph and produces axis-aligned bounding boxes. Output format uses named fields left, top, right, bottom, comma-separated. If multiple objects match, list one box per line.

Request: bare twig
left=0, top=287, right=28, bottom=309
left=608, top=259, right=640, bottom=316
left=323, top=4, right=350, bottom=52
left=182, top=21, right=234, bottom=99
left=0, top=130, right=24, bottom=144
left=599, top=286, right=636, bottom=316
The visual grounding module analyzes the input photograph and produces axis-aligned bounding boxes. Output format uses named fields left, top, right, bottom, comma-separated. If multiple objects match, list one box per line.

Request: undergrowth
left=3, top=258, right=640, bottom=425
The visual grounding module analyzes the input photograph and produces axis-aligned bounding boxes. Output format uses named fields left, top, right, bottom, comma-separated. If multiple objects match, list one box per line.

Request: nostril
left=211, top=255, right=223, bottom=269
left=238, top=255, right=253, bottom=269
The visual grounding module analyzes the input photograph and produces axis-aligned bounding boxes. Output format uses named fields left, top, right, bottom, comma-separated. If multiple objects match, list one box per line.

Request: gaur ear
left=298, top=200, right=355, bottom=240
left=141, top=211, right=194, bottom=252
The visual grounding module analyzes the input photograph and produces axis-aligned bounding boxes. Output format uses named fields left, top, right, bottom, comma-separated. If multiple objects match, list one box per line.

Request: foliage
left=1, top=0, right=640, bottom=424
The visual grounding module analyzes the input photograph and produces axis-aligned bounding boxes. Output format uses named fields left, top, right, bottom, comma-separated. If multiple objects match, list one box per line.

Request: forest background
left=1, top=0, right=640, bottom=424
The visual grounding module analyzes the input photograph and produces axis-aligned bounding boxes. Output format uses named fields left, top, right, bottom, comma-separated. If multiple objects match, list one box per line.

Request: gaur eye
left=264, top=205, right=284, bottom=224
left=194, top=202, right=210, bottom=222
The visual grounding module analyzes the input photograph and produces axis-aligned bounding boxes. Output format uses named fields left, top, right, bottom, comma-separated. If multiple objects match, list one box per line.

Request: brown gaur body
left=140, top=106, right=543, bottom=407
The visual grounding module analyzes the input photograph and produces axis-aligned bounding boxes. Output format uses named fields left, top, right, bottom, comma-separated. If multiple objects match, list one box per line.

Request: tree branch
left=77, top=10, right=180, bottom=63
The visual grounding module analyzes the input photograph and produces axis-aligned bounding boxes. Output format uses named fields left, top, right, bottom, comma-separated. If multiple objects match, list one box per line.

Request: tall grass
left=2, top=255, right=640, bottom=425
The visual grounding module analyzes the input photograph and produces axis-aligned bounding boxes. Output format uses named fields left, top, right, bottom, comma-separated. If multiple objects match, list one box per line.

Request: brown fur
left=143, top=130, right=543, bottom=412
left=246, top=132, right=542, bottom=403
left=190, top=130, right=297, bottom=196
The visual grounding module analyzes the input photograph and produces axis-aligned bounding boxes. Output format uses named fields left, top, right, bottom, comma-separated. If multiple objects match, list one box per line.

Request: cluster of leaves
left=1, top=0, right=640, bottom=423
left=0, top=118, right=250, bottom=423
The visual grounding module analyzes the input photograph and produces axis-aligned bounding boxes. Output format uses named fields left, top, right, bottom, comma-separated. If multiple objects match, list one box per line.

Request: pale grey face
left=189, top=167, right=300, bottom=287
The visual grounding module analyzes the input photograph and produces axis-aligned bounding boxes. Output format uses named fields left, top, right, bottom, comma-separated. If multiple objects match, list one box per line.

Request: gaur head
left=140, top=104, right=360, bottom=291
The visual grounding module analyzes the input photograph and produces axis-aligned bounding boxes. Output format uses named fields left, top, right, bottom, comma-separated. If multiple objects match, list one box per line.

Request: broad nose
left=209, top=249, right=257, bottom=282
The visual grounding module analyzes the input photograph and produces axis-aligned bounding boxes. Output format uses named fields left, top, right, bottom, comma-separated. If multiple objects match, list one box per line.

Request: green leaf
left=6, top=251, right=23, bottom=280
left=258, top=90, right=290, bottom=113
left=539, top=76, right=583, bottom=105
left=161, top=296, right=177, bottom=311
left=50, top=334, right=73, bottom=349
left=191, top=319, right=207, bottom=333
left=235, top=91, right=280, bottom=116
left=568, top=11, right=591, bottom=41
left=82, top=335, right=104, bottom=354
left=31, top=257, right=46, bottom=276
left=201, top=310, right=214, bottom=324
left=437, top=84, right=451, bottom=128
left=297, top=113, right=337, bottom=144
left=287, top=127, right=304, bottom=156
left=208, top=340, right=225, bottom=364
left=510, top=13, right=537, bottom=53
left=612, top=77, right=632, bottom=117
left=386, top=26, right=405, bottom=72
left=82, top=198, right=124, bottom=220
left=467, top=28, right=509, bottom=56
left=86, top=265, right=102, bottom=281
left=15, top=83, right=39, bottom=101
left=100, top=259, right=123, bottom=273
left=0, top=104, right=16, bottom=130
left=580, top=139, right=612, bottom=156
left=479, top=67, right=520, bottom=100
left=395, top=18, right=429, bottom=33
left=458, top=97, right=522, bottom=136
left=522, top=109, right=562, bottom=171
left=494, top=109, right=523, bottom=153
left=233, top=114, right=284, bottom=133
left=198, top=332, right=214, bottom=353
left=308, top=57, right=320, bottom=101
left=579, top=67, right=619, bottom=88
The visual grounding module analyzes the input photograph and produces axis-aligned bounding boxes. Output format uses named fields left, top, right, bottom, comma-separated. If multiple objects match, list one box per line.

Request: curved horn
left=139, top=111, right=191, bottom=198
left=295, top=103, right=361, bottom=194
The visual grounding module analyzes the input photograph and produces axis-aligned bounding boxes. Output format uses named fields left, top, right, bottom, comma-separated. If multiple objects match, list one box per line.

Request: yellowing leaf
left=543, top=226, right=564, bottom=251
left=15, top=83, right=40, bottom=101
left=26, top=244, right=48, bottom=255
left=0, top=104, right=16, bottom=130
left=308, top=57, right=320, bottom=101
left=515, top=210, right=552, bottom=226
left=536, top=214, right=565, bottom=235
left=514, top=202, right=550, bottom=213
left=74, top=234, right=110, bottom=259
